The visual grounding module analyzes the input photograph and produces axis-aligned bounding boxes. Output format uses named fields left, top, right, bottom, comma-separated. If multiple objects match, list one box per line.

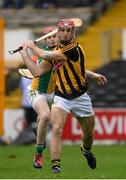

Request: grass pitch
left=0, top=144, right=126, bottom=179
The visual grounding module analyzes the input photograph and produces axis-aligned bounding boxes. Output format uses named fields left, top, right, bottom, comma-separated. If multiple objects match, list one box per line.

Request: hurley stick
left=9, top=18, right=83, bottom=54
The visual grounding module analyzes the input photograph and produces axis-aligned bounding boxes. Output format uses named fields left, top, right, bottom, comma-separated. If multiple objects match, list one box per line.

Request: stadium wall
left=62, top=108, right=126, bottom=144
left=4, top=29, right=33, bottom=68
left=0, top=18, right=4, bottom=135
left=3, top=108, right=126, bottom=144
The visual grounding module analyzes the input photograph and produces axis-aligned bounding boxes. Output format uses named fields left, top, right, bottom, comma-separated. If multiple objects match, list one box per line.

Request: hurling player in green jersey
left=26, top=26, right=57, bottom=169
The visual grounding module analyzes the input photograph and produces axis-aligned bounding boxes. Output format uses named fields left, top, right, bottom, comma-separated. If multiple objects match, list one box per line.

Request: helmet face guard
left=57, top=19, right=75, bottom=44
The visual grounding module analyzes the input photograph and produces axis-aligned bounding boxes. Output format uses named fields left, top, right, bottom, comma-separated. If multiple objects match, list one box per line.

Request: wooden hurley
left=18, top=68, right=33, bottom=79
left=9, top=18, right=83, bottom=54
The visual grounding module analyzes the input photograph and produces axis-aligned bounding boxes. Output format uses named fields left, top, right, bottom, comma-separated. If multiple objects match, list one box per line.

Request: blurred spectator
left=15, top=0, right=25, bottom=8
left=1, top=0, right=102, bottom=9
left=76, top=0, right=97, bottom=7
left=2, top=0, right=25, bottom=9
left=33, top=0, right=56, bottom=8
left=19, top=75, right=37, bottom=127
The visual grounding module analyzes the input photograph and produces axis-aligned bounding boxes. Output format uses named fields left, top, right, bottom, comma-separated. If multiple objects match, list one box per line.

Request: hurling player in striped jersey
left=20, top=19, right=107, bottom=173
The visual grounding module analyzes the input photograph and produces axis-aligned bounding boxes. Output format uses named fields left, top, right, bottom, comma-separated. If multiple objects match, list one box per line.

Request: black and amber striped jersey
left=53, top=40, right=88, bottom=100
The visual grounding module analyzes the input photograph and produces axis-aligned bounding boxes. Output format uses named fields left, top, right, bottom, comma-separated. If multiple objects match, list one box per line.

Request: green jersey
left=31, top=47, right=54, bottom=93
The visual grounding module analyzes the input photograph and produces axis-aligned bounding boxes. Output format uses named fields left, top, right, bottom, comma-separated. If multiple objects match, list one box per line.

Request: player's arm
left=86, top=70, right=108, bottom=86
left=26, top=40, right=66, bottom=61
left=19, top=43, right=52, bottom=77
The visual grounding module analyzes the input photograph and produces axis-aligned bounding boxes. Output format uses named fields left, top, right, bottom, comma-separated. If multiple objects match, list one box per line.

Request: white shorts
left=53, top=92, right=94, bottom=117
left=27, top=85, right=54, bottom=109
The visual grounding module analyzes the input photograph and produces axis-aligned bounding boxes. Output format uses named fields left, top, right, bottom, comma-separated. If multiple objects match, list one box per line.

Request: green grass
left=0, top=144, right=126, bottom=179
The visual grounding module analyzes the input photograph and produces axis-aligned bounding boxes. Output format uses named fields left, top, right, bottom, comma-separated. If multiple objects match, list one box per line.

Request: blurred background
left=0, top=0, right=126, bottom=145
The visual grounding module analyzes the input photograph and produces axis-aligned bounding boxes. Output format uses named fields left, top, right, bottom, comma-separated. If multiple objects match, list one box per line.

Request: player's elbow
left=33, top=74, right=39, bottom=78
left=33, top=68, right=44, bottom=77
left=33, top=71, right=42, bottom=77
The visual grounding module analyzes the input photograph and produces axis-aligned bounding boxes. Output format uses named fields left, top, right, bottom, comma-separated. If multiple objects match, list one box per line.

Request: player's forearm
left=86, top=70, right=95, bottom=79
left=20, top=52, right=43, bottom=77
left=32, top=46, right=65, bottom=61
left=31, top=46, right=45, bottom=59
left=26, top=40, right=65, bottom=61
left=86, top=70, right=108, bottom=85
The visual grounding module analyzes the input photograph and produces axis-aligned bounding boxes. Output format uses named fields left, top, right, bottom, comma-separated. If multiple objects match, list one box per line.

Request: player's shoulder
left=61, top=40, right=77, bottom=53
